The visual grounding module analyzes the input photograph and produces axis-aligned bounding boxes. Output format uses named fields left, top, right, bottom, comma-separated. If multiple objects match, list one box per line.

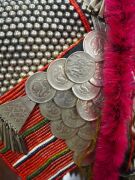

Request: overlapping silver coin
left=90, top=62, right=103, bottom=87
left=83, top=31, right=105, bottom=62
left=50, top=120, right=78, bottom=140
left=54, top=90, right=77, bottom=108
left=62, top=107, right=86, bottom=128
left=47, top=58, right=73, bottom=91
left=65, top=51, right=95, bottom=83
left=39, top=100, right=61, bottom=121
left=25, top=72, right=56, bottom=103
left=76, top=99, right=99, bottom=121
left=72, top=81, right=100, bottom=101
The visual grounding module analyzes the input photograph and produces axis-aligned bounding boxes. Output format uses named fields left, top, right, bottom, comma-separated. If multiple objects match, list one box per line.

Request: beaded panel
left=0, top=0, right=91, bottom=96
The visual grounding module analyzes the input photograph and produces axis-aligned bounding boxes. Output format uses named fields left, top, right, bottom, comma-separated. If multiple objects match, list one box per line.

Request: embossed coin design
left=62, top=107, right=85, bottom=128
left=65, top=51, right=95, bottom=83
left=47, top=58, right=74, bottom=91
left=72, top=81, right=100, bottom=100
left=66, top=135, right=90, bottom=152
left=39, top=100, right=61, bottom=120
left=76, top=99, right=99, bottom=121
left=83, top=31, right=105, bottom=62
left=51, top=120, right=78, bottom=140
left=25, top=72, right=56, bottom=103
left=78, top=122, right=97, bottom=141
left=90, top=62, right=103, bottom=87
left=54, top=90, right=77, bottom=108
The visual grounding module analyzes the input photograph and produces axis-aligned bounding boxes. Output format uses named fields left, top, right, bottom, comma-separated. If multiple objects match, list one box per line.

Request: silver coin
left=66, top=135, right=90, bottom=152
left=65, top=51, right=95, bottom=83
left=76, top=99, right=99, bottom=121
left=83, top=31, right=105, bottom=62
left=78, top=121, right=97, bottom=141
left=73, top=150, right=95, bottom=167
left=51, top=120, right=78, bottom=140
left=92, top=89, right=104, bottom=111
left=72, top=81, right=100, bottom=100
left=25, top=72, right=56, bottom=103
left=39, top=100, right=61, bottom=120
left=47, top=58, right=73, bottom=91
left=90, top=62, right=103, bottom=87
left=62, top=107, right=85, bottom=128
left=54, top=90, right=77, bottom=108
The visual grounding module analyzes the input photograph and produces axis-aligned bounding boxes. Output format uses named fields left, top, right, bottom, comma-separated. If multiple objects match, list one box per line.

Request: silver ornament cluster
left=0, top=0, right=92, bottom=96
left=24, top=29, right=105, bottom=165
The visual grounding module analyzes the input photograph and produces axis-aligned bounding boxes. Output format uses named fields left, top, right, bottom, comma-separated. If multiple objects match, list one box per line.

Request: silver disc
left=51, top=120, right=78, bottom=140
left=66, top=135, right=90, bottom=152
left=39, top=100, right=61, bottom=120
left=78, top=121, right=97, bottom=141
left=65, top=51, right=95, bottom=83
left=25, top=72, right=56, bottom=103
left=62, top=107, right=85, bottom=128
left=54, top=90, right=77, bottom=108
left=72, top=81, right=100, bottom=100
left=90, top=62, right=103, bottom=87
left=83, top=31, right=105, bottom=62
left=47, top=58, right=73, bottom=91
left=76, top=99, right=99, bottom=121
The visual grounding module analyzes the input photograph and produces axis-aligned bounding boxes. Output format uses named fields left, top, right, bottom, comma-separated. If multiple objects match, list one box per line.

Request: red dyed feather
left=93, top=0, right=135, bottom=179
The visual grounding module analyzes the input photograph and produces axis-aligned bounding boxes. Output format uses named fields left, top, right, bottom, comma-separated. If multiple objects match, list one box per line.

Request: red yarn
left=93, top=0, right=135, bottom=179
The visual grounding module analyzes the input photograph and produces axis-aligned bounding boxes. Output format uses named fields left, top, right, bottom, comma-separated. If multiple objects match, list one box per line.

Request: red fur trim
left=93, top=0, right=135, bottom=179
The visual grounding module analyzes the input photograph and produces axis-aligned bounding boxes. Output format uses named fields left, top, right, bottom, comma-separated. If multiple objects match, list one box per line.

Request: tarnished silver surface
left=72, top=81, right=100, bottom=100
left=51, top=120, right=78, bottom=140
left=47, top=58, right=73, bottom=91
left=54, top=90, right=77, bottom=108
left=65, top=51, right=95, bottom=83
left=83, top=31, right=105, bottom=62
left=90, top=62, right=103, bottom=87
left=62, top=108, right=85, bottom=128
left=0, top=96, right=35, bottom=132
left=25, top=72, right=56, bottom=103
left=76, top=99, right=99, bottom=121
left=66, top=135, right=90, bottom=152
left=39, top=100, right=61, bottom=120
left=78, top=121, right=97, bottom=140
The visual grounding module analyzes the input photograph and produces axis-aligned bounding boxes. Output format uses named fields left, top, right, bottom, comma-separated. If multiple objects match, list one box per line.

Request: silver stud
left=26, top=59, right=32, bottom=66
left=33, top=59, right=40, bottom=66
left=37, top=52, right=43, bottom=59
left=8, top=66, right=14, bottom=73
left=5, top=73, right=12, bottom=80
left=22, top=66, right=29, bottom=72
left=40, top=44, right=47, bottom=52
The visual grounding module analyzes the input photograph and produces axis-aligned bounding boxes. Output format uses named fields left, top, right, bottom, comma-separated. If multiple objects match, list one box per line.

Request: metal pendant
left=0, top=96, right=36, bottom=154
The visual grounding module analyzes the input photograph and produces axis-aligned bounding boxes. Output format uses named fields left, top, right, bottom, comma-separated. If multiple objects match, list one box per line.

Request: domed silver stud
left=47, top=31, right=53, bottom=38
left=18, top=59, right=25, bottom=66
left=10, top=59, right=17, bottom=66
left=0, top=73, right=4, bottom=81
left=53, top=17, right=60, bottom=24
left=33, top=58, right=40, bottom=66
left=5, top=73, right=12, bottom=80
left=40, top=44, right=47, bottom=52
left=48, top=45, right=54, bottom=52
left=1, top=87, right=7, bottom=94
left=50, top=23, right=57, bottom=31
left=37, top=5, right=43, bottom=11
left=51, top=38, right=58, bottom=45
left=13, top=52, right=20, bottom=59
left=3, top=60, right=9, bottom=67
left=25, top=9, right=31, bottom=16
left=63, top=31, right=68, bottom=38
left=22, top=66, right=29, bottom=72
left=20, top=72, right=27, bottom=78
left=21, top=52, right=27, bottom=58
left=26, top=59, right=32, bottom=66
left=35, top=37, right=42, bottom=45
left=8, top=45, right=15, bottom=52
left=26, top=22, right=33, bottom=30
left=28, top=51, right=35, bottom=58
left=17, top=10, right=24, bottom=16
left=27, top=37, right=34, bottom=45
left=37, top=16, right=44, bottom=23
left=24, top=45, right=31, bottom=51
left=30, top=65, right=37, bottom=72
left=43, top=37, right=50, bottom=45
left=37, top=52, right=43, bottom=59
left=42, top=23, right=49, bottom=30
left=45, top=4, right=51, bottom=11
left=54, top=31, right=61, bottom=39
left=13, top=73, right=19, bottom=79
left=33, top=9, right=40, bottom=16
left=3, top=80, right=9, bottom=87
left=55, top=45, right=62, bottom=51
left=41, top=58, right=48, bottom=65
left=45, top=51, right=51, bottom=59
left=29, top=4, right=36, bottom=10
left=16, top=45, right=23, bottom=51
left=29, top=16, right=36, bottom=23
left=1, top=67, right=7, bottom=74
left=7, top=66, right=14, bottom=73
left=52, top=4, right=58, bottom=10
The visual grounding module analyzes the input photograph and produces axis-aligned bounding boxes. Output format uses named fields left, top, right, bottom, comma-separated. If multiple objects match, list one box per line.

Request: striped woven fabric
left=0, top=4, right=91, bottom=177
